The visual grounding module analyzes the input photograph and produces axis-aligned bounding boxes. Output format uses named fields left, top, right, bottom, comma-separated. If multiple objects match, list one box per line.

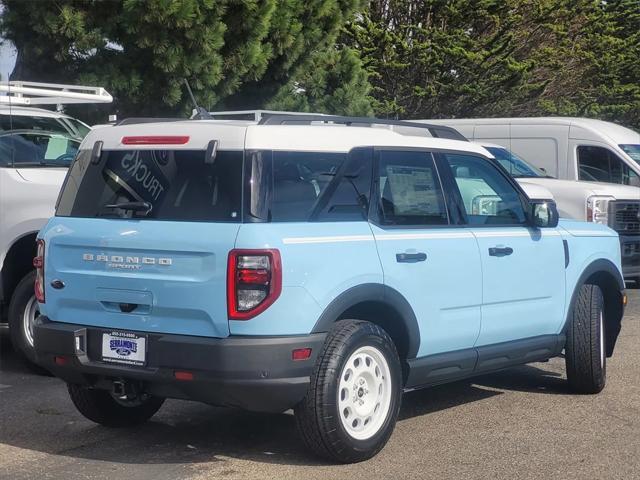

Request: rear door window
left=56, top=149, right=243, bottom=222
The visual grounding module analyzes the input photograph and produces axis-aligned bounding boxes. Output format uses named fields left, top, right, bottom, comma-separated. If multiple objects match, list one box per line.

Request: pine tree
left=348, top=0, right=640, bottom=129
left=536, top=0, right=640, bottom=129
left=347, top=0, right=551, bottom=119
left=267, top=46, right=373, bottom=115
left=1, top=0, right=365, bottom=117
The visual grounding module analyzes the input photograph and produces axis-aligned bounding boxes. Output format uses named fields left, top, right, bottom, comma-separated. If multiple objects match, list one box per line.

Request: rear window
left=56, top=149, right=243, bottom=222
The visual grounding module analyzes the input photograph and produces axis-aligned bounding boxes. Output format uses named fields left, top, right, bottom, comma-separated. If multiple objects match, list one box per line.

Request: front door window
left=577, top=145, right=638, bottom=185
left=444, top=153, right=527, bottom=226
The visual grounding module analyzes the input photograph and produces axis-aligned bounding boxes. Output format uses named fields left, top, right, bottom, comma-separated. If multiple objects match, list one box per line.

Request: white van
left=414, top=118, right=640, bottom=284
left=418, top=117, right=640, bottom=186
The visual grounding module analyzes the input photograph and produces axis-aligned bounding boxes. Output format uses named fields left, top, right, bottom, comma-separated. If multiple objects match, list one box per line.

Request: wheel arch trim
left=311, top=283, right=420, bottom=359
left=564, top=258, right=625, bottom=356
left=1, top=230, right=39, bottom=303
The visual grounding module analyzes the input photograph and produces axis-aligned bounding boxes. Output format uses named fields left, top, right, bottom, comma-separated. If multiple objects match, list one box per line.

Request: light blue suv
left=33, top=115, right=626, bottom=463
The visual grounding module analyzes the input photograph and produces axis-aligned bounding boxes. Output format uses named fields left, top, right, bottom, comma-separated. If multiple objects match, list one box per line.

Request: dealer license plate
left=101, top=331, right=146, bottom=366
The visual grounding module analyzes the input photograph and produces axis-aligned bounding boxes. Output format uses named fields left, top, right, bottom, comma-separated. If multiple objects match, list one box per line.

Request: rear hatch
left=39, top=128, right=245, bottom=338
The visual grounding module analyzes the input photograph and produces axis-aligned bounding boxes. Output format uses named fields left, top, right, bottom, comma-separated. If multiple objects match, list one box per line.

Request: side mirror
left=530, top=200, right=559, bottom=228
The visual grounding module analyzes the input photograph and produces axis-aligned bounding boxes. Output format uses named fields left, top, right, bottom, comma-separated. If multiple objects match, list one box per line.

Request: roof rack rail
left=207, top=110, right=327, bottom=122
left=259, top=114, right=467, bottom=141
left=0, top=81, right=112, bottom=106
left=116, top=117, right=186, bottom=126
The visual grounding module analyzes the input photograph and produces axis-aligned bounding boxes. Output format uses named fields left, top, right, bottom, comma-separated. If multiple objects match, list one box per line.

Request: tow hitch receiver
left=111, top=379, right=141, bottom=399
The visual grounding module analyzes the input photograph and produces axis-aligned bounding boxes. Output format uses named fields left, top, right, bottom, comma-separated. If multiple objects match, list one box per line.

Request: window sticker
left=385, top=165, right=442, bottom=215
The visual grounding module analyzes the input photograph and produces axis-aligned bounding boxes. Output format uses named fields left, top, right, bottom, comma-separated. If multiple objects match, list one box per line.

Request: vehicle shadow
left=399, top=362, right=566, bottom=421
left=472, top=363, right=568, bottom=395
left=0, top=334, right=31, bottom=374
left=0, top=339, right=567, bottom=468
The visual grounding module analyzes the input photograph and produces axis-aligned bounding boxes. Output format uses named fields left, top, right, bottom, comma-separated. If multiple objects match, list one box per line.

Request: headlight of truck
left=472, top=195, right=502, bottom=215
left=586, top=195, right=615, bottom=225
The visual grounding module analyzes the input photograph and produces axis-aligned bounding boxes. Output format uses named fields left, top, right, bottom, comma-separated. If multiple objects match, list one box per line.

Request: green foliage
left=3, top=0, right=638, bottom=128
left=347, top=0, right=561, bottom=119
left=348, top=0, right=640, bottom=129
left=535, top=0, right=640, bottom=129
left=1, top=0, right=364, bottom=117
left=267, top=46, right=373, bottom=115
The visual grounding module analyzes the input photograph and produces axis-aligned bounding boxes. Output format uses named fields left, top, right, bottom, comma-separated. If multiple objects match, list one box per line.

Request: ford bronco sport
left=33, top=115, right=626, bottom=463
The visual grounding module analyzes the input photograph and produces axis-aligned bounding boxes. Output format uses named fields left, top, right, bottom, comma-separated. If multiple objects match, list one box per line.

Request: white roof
left=81, top=120, right=493, bottom=157
left=245, top=125, right=490, bottom=154
left=81, top=120, right=248, bottom=151
left=416, top=117, right=640, bottom=145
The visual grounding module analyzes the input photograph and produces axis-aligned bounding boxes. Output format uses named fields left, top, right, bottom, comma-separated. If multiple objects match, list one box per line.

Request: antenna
left=183, top=79, right=211, bottom=120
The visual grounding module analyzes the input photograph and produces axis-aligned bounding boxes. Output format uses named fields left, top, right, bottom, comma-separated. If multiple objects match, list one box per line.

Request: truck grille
left=611, top=201, right=640, bottom=235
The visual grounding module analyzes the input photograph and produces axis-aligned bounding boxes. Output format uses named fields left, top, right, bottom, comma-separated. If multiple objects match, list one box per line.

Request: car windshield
left=60, top=117, right=91, bottom=139
left=0, top=114, right=71, bottom=135
left=620, top=144, right=640, bottom=165
left=484, top=146, right=549, bottom=178
left=0, top=130, right=81, bottom=167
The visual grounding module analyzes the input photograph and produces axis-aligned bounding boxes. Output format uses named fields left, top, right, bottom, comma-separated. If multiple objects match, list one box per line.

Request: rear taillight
left=34, top=239, right=45, bottom=303
left=227, top=249, right=282, bottom=320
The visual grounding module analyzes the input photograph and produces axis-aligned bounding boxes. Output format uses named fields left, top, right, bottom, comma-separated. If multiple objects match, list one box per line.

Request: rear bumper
left=33, top=316, right=326, bottom=413
left=620, top=235, right=640, bottom=279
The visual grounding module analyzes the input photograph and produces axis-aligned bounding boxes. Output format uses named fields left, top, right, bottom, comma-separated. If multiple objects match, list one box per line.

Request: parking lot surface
left=1, top=289, right=638, bottom=480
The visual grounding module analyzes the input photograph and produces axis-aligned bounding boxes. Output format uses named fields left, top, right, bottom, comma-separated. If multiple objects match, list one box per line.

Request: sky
left=0, top=40, right=17, bottom=80
left=0, top=3, right=17, bottom=81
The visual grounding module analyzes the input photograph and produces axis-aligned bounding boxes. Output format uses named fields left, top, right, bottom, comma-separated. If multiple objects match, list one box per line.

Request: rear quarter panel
left=231, top=222, right=382, bottom=335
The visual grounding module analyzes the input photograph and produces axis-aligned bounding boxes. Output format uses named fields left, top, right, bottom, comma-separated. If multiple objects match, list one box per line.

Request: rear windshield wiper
left=104, top=201, right=153, bottom=215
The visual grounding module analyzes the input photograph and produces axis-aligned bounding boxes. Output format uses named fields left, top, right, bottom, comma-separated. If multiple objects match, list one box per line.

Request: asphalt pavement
left=1, top=288, right=638, bottom=480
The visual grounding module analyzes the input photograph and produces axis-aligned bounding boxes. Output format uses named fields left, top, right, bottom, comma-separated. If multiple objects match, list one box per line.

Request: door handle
left=488, top=246, right=514, bottom=257
left=396, top=252, right=427, bottom=263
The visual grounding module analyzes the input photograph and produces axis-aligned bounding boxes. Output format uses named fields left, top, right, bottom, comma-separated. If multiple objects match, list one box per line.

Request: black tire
left=565, top=284, right=607, bottom=394
left=67, top=384, right=165, bottom=427
left=8, top=271, right=40, bottom=366
left=295, top=320, right=402, bottom=463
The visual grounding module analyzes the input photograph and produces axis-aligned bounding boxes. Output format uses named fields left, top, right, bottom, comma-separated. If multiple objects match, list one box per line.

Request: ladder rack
left=0, top=81, right=113, bottom=106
